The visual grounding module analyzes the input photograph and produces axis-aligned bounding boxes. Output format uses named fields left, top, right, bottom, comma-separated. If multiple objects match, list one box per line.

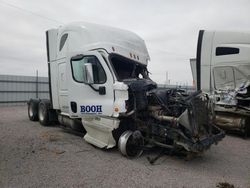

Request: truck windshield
left=110, top=55, right=149, bottom=81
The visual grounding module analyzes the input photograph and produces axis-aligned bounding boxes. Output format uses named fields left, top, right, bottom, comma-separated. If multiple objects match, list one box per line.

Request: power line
left=0, top=1, right=192, bottom=59
left=0, top=1, right=63, bottom=24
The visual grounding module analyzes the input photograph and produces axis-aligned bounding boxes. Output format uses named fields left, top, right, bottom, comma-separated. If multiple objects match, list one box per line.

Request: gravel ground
left=0, top=106, right=249, bottom=188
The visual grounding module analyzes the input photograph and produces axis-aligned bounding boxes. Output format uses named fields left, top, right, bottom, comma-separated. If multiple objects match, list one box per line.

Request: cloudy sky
left=0, top=0, right=249, bottom=85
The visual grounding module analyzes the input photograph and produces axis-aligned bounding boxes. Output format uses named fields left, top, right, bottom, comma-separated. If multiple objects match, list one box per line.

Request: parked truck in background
left=190, top=30, right=250, bottom=136
left=28, top=22, right=224, bottom=158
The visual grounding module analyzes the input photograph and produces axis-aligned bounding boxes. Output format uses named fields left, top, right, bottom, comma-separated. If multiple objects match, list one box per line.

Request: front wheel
left=118, top=130, right=144, bottom=158
left=38, top=101, right=50, bottom=126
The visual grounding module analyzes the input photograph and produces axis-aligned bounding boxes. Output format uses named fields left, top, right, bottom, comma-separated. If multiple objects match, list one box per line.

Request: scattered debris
left=75, top=149, right=91, bottom=153
left=39, top=147, right=65, bottom=155
left=216, top=182, right=235, bottom=188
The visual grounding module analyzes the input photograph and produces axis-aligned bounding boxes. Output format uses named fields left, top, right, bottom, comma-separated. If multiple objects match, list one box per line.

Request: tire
left=244, top=118, right=250, bottom=138
left=38, top=101, right=50, bottom=126
left=71, top=119, right=86, bottom=133
left=118, top=130, right=144, bottom=158
left=28, top=99, right=39, bottom=121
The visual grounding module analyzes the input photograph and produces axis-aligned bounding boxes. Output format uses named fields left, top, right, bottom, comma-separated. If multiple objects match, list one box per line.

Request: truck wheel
left=38, top=101, right=50, bottom=126
left=244, top=118, right=250, bottom=138
left=118, top=130, right=144, bottom=158
left=28, top=99, right=39, bottom=121
left=71, top=119, right=86, bottom=133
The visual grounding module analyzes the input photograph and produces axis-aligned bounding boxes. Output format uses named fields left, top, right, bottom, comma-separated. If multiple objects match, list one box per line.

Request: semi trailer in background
left=190, top=31, right=250, bottom=136
left=27, top=22, right=224, bottom=158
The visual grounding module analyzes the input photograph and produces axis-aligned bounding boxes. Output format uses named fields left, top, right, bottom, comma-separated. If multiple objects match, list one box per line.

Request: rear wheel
left=28, top=99, right=39, bottom=121
left=38, top=101, right=50, bottom=126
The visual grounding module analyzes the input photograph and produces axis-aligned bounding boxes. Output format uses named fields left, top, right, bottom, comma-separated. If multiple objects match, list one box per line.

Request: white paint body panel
left=57, top=22, right=150, bottom=65
left=82, top=117, right=120, bottom=148
left=113, top=82, right=128, bottom=117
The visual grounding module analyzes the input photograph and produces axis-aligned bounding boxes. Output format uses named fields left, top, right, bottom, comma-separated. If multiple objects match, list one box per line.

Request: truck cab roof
left=47, top=22, right=150, bottom=65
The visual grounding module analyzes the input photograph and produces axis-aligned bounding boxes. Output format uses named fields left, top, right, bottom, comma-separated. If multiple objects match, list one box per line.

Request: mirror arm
left=88, top=84, right=99, bottom=92
left=87, top=84, right=106, bottom=95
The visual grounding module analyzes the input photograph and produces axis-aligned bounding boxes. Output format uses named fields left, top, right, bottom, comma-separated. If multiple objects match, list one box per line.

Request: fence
left=0, top=74, right=195, bottom=107
left=0, top=74, right=49, bottom=106
left=158, top=84, right=195, bottom=93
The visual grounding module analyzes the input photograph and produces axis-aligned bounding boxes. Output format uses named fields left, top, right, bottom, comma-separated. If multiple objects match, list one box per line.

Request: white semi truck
left=190, top=31, right=250, bottom=136
left=28, top=22, right=224, bottom=157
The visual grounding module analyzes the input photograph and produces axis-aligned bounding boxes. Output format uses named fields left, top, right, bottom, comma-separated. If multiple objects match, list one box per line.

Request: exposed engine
left=214, top=81, right=250, bottom=136
left=116, top=79, right=225, bottom=157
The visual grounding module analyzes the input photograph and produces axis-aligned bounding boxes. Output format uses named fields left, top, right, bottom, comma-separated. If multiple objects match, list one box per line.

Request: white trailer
left=28, top=22, right=224, bottom=158
left=191, top=30, right=250, bottom=135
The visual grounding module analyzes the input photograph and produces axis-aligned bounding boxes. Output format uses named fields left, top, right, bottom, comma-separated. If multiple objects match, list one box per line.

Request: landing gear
left=118, top=130, right=144, bottom=158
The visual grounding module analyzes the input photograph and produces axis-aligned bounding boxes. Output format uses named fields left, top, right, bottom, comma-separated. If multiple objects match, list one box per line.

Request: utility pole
left=165, top=71, right=170, bottom=86
left=36, top=70, right=38, bottom=98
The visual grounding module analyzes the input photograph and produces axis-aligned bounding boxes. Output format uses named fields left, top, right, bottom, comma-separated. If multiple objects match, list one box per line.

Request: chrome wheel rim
left=29, top=105, right=33, bottom=117
left=39, top=105, right=45, bottom=121
left=118, top=130, right=144, bottom=157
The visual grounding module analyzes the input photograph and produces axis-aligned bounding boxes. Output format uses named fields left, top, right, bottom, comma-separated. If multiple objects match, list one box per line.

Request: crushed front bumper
left=190, top=127, right=225, bottom=152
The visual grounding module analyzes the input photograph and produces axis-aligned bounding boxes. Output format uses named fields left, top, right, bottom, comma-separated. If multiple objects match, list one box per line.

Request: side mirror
left=83, top=63, right=94, bottom=84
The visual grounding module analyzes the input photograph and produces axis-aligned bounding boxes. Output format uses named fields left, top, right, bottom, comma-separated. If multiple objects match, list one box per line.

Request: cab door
left=58, top=61, right=69, bottom=113
left=67, top=51, right=114, bottom=118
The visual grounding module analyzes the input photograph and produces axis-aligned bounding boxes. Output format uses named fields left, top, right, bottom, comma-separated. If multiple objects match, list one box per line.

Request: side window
left=216, top=47, right=239, bottom=56
left=213, top=66, right=235, bottom=89
left=59, top=33, right=68, bottom=51
left=71, top=56, right=106, bottom=84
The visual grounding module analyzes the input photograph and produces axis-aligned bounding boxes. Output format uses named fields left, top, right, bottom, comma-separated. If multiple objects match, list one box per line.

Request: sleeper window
left=59, top=34, right=68, bottom=51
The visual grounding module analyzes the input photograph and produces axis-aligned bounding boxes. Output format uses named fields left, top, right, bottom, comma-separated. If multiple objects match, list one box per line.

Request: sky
left=0, top=0, right=250, bottom=85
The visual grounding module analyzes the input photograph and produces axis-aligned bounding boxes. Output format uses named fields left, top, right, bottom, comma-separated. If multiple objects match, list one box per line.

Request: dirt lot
left=0, top=106, right=249, bottom=188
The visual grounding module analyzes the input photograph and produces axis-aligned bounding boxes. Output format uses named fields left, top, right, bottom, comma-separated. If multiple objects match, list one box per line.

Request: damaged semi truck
left=28, top=22, right=224, bottom=158
left=191, top=31, right=250, bottom=136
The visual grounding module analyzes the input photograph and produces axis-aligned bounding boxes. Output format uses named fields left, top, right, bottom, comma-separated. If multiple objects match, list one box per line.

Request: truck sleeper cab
left=28, top=22, right=224, bottom=158
left=191, top=30, right=250, bottom=136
